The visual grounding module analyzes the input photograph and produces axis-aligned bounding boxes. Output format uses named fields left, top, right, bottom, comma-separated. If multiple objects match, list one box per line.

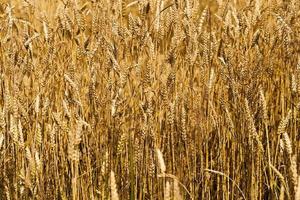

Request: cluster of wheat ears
left=0, top=0, right=299, bottom=199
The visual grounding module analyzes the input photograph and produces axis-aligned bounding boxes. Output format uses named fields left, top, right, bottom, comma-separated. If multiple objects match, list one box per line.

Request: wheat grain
left=0, top=0, right=299, bottom=199
left=156, top=148, right=166, bottom=174
left=110, top=171, right=119, bottom=200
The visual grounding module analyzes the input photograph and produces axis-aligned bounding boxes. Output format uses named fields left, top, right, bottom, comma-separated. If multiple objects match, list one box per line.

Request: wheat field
left=0, top=0, right=299, bottom=199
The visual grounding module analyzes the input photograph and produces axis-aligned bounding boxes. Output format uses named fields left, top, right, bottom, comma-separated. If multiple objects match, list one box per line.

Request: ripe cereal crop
left=0, top=0, right=299, bottom=199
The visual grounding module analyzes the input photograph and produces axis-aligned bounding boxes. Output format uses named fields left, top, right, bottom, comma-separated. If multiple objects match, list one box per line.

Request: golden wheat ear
left=110, top=171, right=120, bottom=200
